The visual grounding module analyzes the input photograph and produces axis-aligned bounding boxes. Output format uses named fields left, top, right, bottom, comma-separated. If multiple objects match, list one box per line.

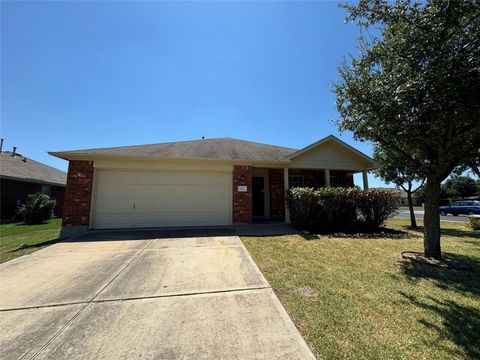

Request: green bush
left=468, top=216, right=480, bottom=230
left=16, top=193, right=55, bottom=225
left=286, top=187, right=399, bottom=232
left=357, top=189, right=401, bottom=230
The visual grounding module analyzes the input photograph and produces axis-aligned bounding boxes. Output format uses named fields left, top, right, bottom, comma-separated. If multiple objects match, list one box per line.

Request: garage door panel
left=96, top=172, right=230, bottom=186
left=93, top=170, right=232, bottom=228
left=95, top=212, right=231, bottom=229
left=96, top=184, right=229, bottom=200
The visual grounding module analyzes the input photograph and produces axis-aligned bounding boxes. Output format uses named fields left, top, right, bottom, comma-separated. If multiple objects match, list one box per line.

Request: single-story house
left=1, top=149, right=67, bottom=220
left=49, top=135, right=378, bottom=237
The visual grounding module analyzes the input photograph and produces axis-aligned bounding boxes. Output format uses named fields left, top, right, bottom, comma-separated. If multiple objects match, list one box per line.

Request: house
left=49, top=135, right=378, bottom=237
left=373, top=187, right=423, bottom=206
left=0, top=149, right=67, bottom=220
left=398, top=189, right=422, bottom=206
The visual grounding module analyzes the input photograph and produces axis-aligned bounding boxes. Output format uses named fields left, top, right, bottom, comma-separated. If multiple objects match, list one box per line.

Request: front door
left=252, top=177, right=265, bottom=217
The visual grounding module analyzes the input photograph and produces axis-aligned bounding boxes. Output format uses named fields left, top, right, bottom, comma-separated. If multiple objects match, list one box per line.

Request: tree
left=373, top=145, right=424, bottom=228
left=334, top=0, right=480, bottom=259
left=443, top=176, right=479, bottom=198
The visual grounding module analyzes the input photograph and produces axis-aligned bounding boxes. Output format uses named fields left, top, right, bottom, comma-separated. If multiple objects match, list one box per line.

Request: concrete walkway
left=0, top=228, right=314, bottom=359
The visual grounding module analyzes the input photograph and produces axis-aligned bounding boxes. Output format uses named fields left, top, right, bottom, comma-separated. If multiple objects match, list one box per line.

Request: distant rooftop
left=0, top=151, right=67, bottom=186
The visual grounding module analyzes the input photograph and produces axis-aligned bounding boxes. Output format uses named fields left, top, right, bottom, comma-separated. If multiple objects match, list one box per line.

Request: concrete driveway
left=0, top=228, right=314, bottom=359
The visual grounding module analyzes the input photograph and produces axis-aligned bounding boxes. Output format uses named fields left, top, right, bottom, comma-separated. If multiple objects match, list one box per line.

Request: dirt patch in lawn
left=296, top=286, right=318, bottom=299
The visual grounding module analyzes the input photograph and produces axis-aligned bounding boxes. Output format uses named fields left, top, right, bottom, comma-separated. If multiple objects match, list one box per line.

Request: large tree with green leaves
left=334, top=0, right=480, bottom=259
left=373, top=145, right=424, bottom=228
left=443, top=175, right=480, bottom=199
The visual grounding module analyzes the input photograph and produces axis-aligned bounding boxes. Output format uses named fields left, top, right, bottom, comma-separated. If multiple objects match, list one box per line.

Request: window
left=41, top=184, right=51, bottom=196
left=288, top=174, right=304, bottom=189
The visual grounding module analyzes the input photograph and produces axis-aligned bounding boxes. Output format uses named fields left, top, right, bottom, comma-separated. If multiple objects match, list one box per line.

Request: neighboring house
left=398, top=190, right=422, bottom=206
left=49, top=135, right=378, bottom=237
left=372, top=187, right=423, bottom=207
left=0, top=150, right=67, bottom=220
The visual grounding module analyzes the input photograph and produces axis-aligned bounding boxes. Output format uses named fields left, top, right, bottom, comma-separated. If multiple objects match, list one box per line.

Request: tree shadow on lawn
left=400, top=252, right=480, bottom=358
left=401, top=252, right=480, bottom=297
left=403, top=225, right=480, bottom=240
left=399, top=292, right=480, bottom=359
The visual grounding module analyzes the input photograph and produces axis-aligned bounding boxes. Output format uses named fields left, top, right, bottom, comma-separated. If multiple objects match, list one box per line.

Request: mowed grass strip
left=0, top=219, right=62, bottom=263
left=242, top=218, right=480, bottom=360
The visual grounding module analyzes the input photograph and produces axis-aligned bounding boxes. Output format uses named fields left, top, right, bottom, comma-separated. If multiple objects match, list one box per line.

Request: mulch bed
left=300, top=228, right=419, bottom=239
left=328, top=231, right=418, bottom=239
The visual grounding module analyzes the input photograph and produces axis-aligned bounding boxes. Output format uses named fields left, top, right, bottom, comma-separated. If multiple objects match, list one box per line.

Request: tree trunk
left=423, top=177, right=442, bottom=259
left=407, top=191, right=417, bottom=228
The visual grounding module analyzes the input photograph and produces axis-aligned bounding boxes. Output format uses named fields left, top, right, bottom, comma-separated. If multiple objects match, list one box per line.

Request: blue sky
left=1, top=1, right=387, bottom=188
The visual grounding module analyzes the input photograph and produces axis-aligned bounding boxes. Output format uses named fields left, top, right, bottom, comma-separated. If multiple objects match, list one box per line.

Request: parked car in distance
left=439, top=200, right=480, bottom=216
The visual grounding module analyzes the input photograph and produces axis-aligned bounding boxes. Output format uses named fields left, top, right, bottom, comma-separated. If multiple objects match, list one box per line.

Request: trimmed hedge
left=286, top=187, right=400, bottom=232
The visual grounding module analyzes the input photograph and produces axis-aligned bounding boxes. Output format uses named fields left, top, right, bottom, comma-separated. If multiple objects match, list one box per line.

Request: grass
left=0, top=218, right=62, bottom=263
left=242, top=218, right=480, bottom=360
left=399, top=205, right=423, bottom=210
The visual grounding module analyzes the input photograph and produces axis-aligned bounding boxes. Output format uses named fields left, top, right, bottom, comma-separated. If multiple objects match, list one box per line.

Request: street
left=395, top=210, right=468, bottom=223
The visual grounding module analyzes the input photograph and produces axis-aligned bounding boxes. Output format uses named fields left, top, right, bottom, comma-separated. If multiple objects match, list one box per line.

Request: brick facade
left=62, top=160, right=94, bottom=229
left=232, top=165, right=252, bottom=223
left=269, top=169, right=285, bottom=221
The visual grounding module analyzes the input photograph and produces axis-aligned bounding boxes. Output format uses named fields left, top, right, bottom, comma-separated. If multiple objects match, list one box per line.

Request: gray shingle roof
left=0, top=151, right=67, bottom=186
left=50, top=137, right=298, bottom=161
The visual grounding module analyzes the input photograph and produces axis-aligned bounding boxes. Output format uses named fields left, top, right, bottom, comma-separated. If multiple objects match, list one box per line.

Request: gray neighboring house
left=0, top=150, right=67, bottom=220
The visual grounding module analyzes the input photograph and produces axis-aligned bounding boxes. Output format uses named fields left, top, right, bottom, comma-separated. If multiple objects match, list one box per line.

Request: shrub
left=286, top=187, right=399, bottom=232
left=468, top=216, right=480, bottom=230
left=285, top=188, right=321, bottom=230
left=16, top=193, right=55, bottom=225
left=357, top=189, right=401, bottom=230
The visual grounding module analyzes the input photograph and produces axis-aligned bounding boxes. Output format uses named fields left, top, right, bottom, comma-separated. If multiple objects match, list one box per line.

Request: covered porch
left=250, top=167, right=369, bottom=223
left=231, top=136, right=378, bottom=224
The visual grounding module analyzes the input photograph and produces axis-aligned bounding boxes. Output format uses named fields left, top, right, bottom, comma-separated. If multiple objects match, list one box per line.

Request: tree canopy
left=443, top=176, right=479, bottom=199
left=334, top=0, right=480, bottom=259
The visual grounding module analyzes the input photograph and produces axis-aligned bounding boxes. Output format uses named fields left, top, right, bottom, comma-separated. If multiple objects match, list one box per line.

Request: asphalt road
left=395, top=210, right=468, bottom=222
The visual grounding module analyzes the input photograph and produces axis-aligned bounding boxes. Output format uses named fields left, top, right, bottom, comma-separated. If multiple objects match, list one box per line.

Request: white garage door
left=92, top=170, right=232, bottom=229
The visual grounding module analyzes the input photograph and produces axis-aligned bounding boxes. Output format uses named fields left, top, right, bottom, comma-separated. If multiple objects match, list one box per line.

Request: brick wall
left=62, top=160, right=94, bottom=228
left=51, top=186, right=65, bottom=217
left=232, top=165, right=252, bottom=223
left=0, top=179, right=42, bottom=220
left=269, top=169, right=285, bottom=221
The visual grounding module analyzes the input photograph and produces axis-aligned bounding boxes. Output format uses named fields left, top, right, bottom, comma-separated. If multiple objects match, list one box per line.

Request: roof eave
left=0, top=175, right=66, bottom=187
left=284, top=135, right=380, bottom=169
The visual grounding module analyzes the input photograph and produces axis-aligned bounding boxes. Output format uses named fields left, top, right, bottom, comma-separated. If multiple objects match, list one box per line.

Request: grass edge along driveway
left=242, top=218, right=480, bottom=360
left=0, top=218, right=62, bottom=263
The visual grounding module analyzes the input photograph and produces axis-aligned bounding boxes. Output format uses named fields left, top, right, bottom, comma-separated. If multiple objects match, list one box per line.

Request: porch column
left=362, top=170, right=369, bottom=191
left=324, top=169, right=331, bottom=187
left=284, top=167, right=290, bottom=223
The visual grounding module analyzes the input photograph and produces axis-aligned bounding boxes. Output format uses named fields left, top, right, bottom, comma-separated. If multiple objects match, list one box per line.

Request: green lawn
left=242, top=218, right=480, bottom=360
left=0, top=219, right=62, bottom=263
left=399, top=205, right=423, bottom=210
